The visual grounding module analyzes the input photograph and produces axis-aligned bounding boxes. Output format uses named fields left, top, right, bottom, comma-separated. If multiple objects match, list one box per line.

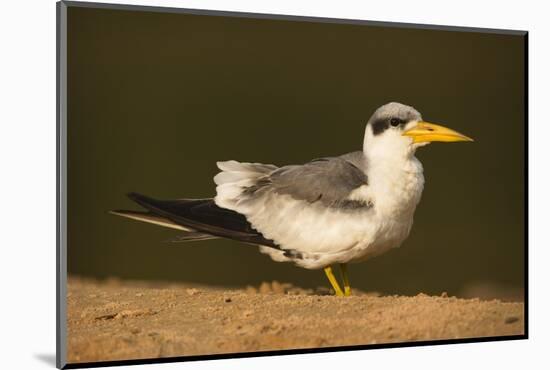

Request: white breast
left=348, top=156, right=425, bottom=262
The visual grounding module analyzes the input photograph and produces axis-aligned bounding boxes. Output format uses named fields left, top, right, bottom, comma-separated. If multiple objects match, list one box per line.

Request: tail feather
left=111, top=192, right=279, bottom=249
left=109, top=210, right=188, bottom=231
left=166, top=233, right=218, bottom=242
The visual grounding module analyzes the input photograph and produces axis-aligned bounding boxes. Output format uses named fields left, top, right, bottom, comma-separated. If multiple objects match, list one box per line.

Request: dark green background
left=67, top=6, right=525, bottom=297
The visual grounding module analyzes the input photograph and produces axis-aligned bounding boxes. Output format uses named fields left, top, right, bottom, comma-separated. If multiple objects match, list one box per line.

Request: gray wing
left=212, top=152, right=372, bottom=257
left=247, top=154, right=369, bottom=208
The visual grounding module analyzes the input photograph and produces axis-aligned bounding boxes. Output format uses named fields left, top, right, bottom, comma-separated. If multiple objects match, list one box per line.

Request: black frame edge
left=62, top=0, right=527, bottom=36
left=63, top=335, right=527, bottom=369
left=523, top=32, right=529, bottom=338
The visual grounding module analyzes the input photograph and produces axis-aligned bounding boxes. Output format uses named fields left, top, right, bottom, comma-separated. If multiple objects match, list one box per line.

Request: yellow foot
left=340, top=263, right=352, bottom=296
left=324, top=266, right=344, bottom=296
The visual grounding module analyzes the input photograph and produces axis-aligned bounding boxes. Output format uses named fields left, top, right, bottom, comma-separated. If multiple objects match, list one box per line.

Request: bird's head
left=363, top=102, right=473, bottom=160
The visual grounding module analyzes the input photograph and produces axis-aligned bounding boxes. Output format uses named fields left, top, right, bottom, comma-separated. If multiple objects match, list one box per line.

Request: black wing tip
left=126, top=192, right=161, bottom=210
left=110, top=193, right=156, bottom=216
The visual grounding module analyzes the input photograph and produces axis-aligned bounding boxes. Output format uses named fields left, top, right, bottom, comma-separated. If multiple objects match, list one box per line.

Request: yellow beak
left=403, top=121, right=473, bottom=143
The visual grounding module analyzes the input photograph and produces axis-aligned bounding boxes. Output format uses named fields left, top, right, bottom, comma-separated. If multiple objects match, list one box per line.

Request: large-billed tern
left=112, top=102, right=473, bottom=296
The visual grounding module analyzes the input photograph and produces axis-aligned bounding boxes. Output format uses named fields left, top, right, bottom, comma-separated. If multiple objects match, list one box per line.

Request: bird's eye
left=390, top=118, right=401, bottom=127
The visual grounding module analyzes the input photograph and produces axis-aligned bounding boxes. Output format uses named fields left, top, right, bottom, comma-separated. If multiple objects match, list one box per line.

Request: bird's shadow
left=34, top=353, right=56, bottom=367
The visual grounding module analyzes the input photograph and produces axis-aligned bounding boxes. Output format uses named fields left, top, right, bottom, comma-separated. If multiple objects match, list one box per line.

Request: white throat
left=360, top=126, right=425, bottom=219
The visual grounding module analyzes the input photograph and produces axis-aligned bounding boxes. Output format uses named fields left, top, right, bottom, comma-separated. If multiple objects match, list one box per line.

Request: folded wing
left=214, top=154, right=372, bottom=257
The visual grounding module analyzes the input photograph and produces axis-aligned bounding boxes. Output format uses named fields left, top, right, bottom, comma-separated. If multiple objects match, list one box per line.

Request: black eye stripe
left=371, top=118, right=389, bottom=135
left=371, top=117, right=408, bottom=135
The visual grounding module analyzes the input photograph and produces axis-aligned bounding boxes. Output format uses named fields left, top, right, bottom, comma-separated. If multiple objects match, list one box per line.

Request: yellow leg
left=340, top=263, right=352, bottom=296
left=324, top=266, right=344, bottom=296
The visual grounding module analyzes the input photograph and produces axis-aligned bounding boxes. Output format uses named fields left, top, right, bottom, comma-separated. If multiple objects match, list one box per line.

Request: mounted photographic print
left=57, top=1, right=527, bottom=368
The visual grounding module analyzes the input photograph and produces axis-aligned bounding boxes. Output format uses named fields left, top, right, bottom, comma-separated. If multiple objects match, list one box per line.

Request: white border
left=1, top=1, right=547, bottom=369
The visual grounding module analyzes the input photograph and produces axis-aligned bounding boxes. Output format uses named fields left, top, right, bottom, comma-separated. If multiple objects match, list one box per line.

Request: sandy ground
left=67, top=277, right=524, bottom=364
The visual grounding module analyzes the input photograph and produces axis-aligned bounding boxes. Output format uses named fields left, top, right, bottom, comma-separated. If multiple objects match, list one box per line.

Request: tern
left=111, top=102, right=473, bottom=296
